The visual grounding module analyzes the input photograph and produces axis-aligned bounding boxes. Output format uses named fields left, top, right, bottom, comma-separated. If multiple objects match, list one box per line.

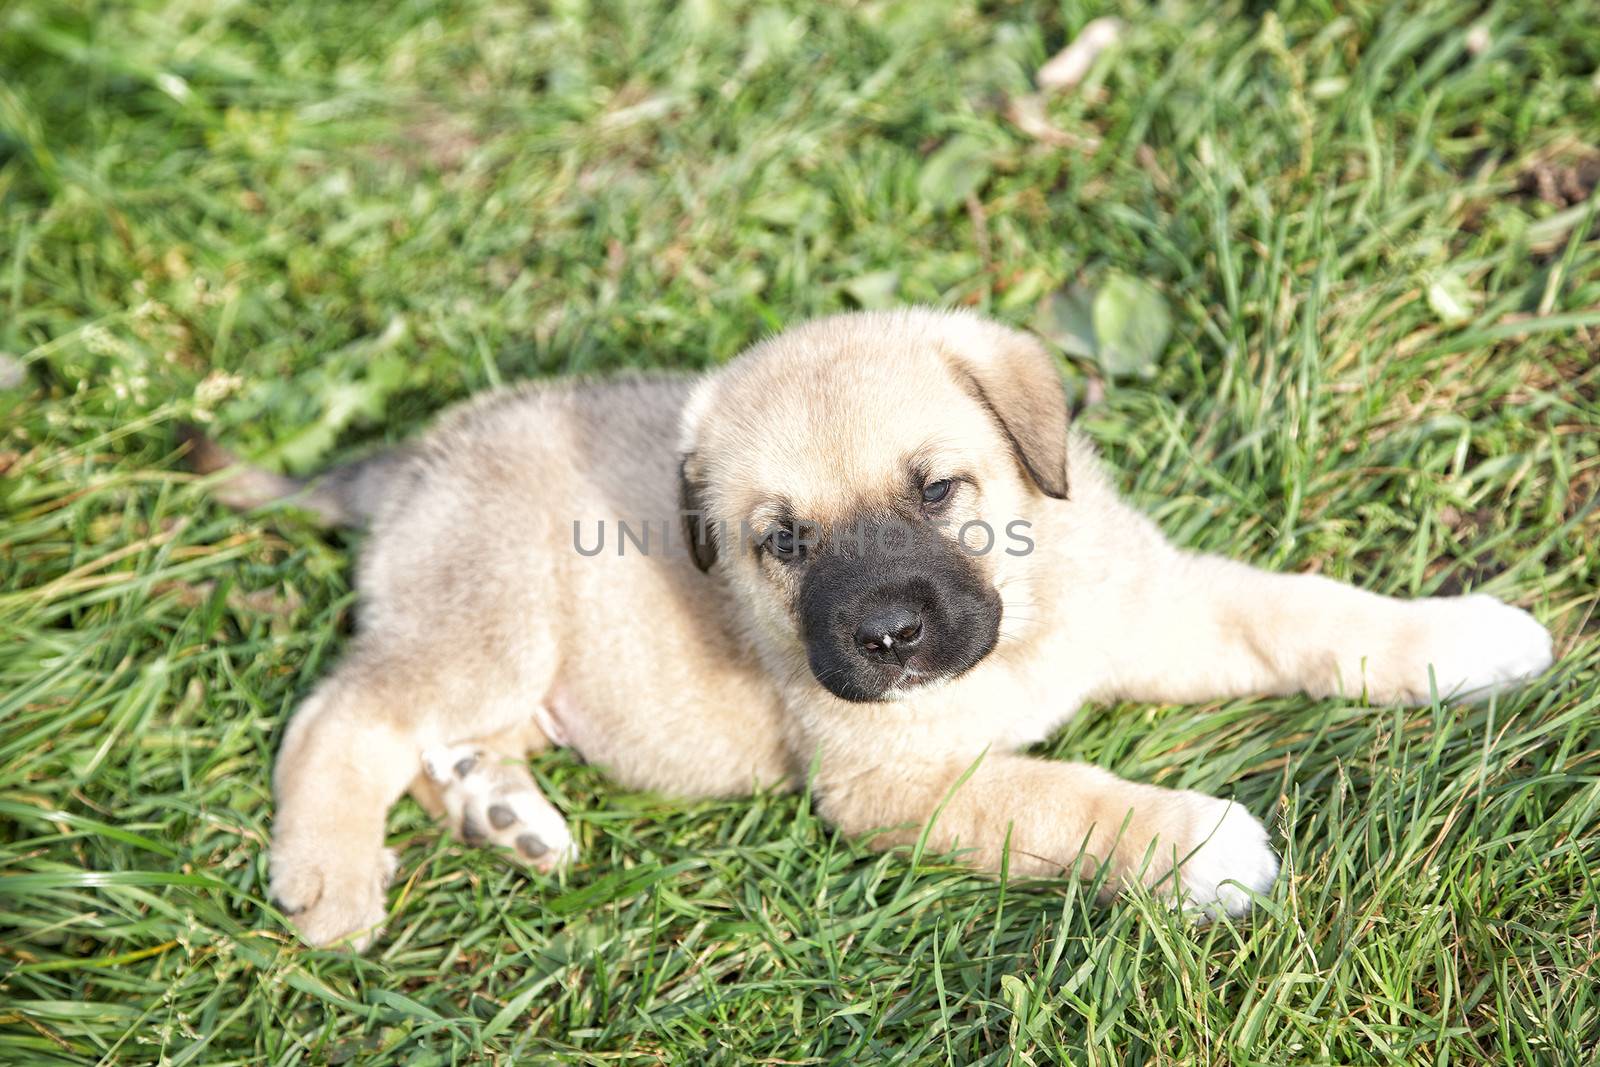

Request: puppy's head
left=679, top=309, right=1070, bottom=702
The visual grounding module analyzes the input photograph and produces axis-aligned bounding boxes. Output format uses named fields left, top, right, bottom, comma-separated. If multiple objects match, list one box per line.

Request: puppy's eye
left=766, top=525, right=803, bottom=562
left=921, top=479, right=953, bottom=505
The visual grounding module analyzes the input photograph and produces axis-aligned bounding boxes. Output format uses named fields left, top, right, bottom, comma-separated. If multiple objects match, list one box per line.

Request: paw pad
left=420, top=743, right=578, bottom=873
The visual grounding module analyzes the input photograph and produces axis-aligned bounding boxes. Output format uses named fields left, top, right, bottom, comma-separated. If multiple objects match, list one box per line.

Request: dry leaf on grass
left=1036, top=17, right=1124, bottom=93
left=1004, top=94, right=1098, bottom=151
left=1007, top=18, right=1123, bottom=150
left=1517, top=153, right=1600, bottom=207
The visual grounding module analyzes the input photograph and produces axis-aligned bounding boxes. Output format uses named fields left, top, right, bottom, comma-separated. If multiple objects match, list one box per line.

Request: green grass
left=3, top=0, right=1599, bottom=1062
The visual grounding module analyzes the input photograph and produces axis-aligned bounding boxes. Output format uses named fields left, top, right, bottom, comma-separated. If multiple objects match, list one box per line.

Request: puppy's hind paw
left=269, top=844, right=396, bottom=950
left=422, top=743, right=578, bottom=873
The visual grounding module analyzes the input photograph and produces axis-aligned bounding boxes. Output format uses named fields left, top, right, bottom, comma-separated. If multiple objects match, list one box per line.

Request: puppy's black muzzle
left=798, top=518, right=1001, bottom=702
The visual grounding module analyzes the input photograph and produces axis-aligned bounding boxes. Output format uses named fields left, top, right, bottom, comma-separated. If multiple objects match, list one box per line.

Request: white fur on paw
left=1412, top=595, right=1553, bottom=701
left=269, top=844, right=396, bottom=950
left=1172, top=798, right=1278, bottom=918
left=421, top=743, right=578, bottom=872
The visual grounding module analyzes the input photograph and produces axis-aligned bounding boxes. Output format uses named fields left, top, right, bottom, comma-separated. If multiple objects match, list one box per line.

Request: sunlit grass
left=2, top=1, right=1597, bottom=1062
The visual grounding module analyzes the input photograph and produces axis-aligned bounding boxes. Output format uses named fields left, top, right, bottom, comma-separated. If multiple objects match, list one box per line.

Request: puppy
left=187, top=308, right=1555, bottom=948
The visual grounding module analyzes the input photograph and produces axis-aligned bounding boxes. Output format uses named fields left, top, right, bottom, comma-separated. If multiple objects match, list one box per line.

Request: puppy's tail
left=176, top=423, right=408, bottom=528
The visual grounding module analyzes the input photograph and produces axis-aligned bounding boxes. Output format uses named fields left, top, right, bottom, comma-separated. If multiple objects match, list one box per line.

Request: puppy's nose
left=855, top=606, right=924, bottom=665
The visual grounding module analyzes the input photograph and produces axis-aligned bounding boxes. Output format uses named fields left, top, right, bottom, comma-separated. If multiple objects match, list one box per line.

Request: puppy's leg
left=1093, top=550, right=1553, bottom=706
left=816, top=751, right=1277, bottom=917
left=269, top=663, right=421, bottom=950
left=271, top=646, right=554, bottom=948
left=413, top=718, right=578, bottom=872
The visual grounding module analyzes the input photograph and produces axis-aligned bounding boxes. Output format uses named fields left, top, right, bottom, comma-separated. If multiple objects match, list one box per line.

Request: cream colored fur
left=236, top=309, right=1553, bottom=949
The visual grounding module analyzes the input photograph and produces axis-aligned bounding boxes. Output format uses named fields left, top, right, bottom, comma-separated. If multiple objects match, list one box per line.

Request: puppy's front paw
left=1169, top=797, right=1278, bottom=918
left=1405, top=594, right=1553, bottom=702
left=269, top=844, right=396, bottom=950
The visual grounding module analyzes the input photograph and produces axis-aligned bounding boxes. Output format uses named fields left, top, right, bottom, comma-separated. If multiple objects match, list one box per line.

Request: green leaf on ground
left=917, top=134, right=994, bottom=212
left=1035, top=274, right=1173, bottom=378
left=1426, top=270, right=1477, bottom=325
left=1033, top=285, right=1099, bottom=359
left=1091, top=272, right=1172, bottom=378
left=842, top=269, right=900, bottom=308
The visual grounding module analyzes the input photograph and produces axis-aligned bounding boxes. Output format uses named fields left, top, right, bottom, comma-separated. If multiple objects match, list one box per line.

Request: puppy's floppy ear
left=678, top=454, right=718, bottom=572
left=946, top=324, right=1071, bottom=499
left=676, top=377, right=722, bottom=572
